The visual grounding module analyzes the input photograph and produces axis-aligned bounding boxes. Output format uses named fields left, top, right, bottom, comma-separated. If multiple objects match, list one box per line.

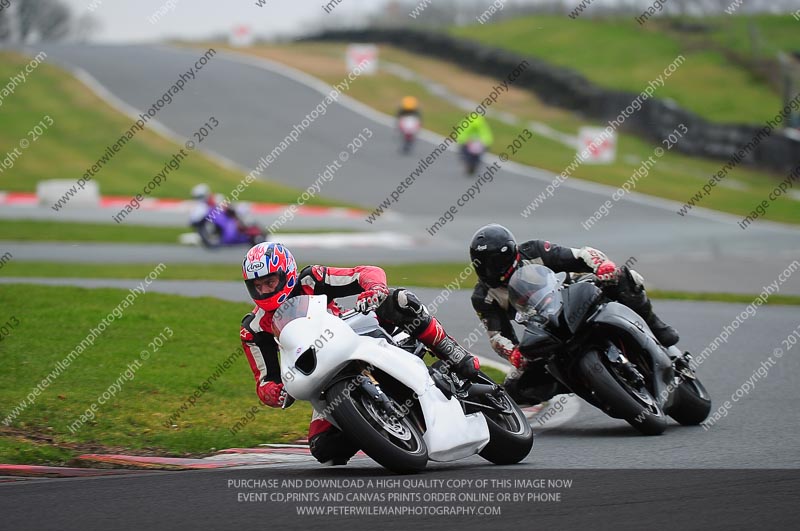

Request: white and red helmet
left=242, top=242, right=297, bottom=312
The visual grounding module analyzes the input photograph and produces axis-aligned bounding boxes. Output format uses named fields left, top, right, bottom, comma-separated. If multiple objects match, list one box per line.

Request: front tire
left=196, top=220, right=222, bottom=248
left=578, top=350, right=667, bottom=435
left=327, top=379, right=428, bottom=474
left=669, top=378, right=711, bottom=425
left=474, top=373, right=534, bottom=465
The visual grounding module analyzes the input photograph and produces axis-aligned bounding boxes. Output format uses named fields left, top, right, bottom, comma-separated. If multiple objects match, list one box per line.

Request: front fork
left=358, top=370, right=401, bottom=418
left=604, top=342, right=646, bottom=388
left=666, top=346, right=696, bottom=381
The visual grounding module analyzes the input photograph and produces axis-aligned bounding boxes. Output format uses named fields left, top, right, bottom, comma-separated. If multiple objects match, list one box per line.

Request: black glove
left=452, top=354, right=480, bottom=381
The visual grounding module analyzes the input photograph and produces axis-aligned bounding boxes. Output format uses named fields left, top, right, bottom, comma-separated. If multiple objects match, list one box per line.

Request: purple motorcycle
left=190, top=203, right=268, bottom=248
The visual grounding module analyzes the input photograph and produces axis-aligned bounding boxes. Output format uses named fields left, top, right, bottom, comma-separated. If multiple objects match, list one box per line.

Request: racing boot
left=503, top=360, right=566, bottom=407
left=308, top=415, right=360, bottom=466
left=378, top=289, right=481, bottom=381
left=641, top=300, right=680, bottom=347
left=614, top=266, right=679, bottom=347
left=417, top=318, right=481, bottom=382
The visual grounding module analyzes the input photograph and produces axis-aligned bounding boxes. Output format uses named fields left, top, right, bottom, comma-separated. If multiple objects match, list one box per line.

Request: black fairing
left=519, top=325, right=562, bottom=357
left=588, top=301, right=674, bottom=408
left=561, top=282, right=602, bottom=333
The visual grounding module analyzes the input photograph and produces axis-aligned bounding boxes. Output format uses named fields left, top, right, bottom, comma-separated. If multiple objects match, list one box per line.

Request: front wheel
left=401, top=136, right=414, bottom=154
left=473, top=373, right=534, bottom=465
left=465, top=158, right=479, bottom=176
left=327, top=379, right=428, bottom=474
left=669, top=378, right=711, bottom=425
left=196, top=220, right=222, bottom=248
left=578, top=350, right=667, bottom=435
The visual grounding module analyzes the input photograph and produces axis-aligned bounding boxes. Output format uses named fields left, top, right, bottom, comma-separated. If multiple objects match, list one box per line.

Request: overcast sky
left=57, top=0, right=800, bottom=43
left=60, top=0, right=384, bottom=43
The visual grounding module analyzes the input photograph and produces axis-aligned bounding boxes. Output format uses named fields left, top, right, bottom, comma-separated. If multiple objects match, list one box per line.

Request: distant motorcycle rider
left=396, top=95, right=422, bottom=120
left=188, top=184, right=219, bottom=224
left=396, top=96, right=422, bottom=154
left=456, top=115, right=493, bottom=174
left=239, top=242, right=480, bottom=465
left=469, top=224, right=679, bottom=406
left=189, top=183, right=244, bottom=229
left=456, top=114, right=494, bottom=150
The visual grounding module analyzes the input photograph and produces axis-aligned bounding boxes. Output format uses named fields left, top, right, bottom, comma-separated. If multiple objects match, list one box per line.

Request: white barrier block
left=37, top=179, right=100, bottom=208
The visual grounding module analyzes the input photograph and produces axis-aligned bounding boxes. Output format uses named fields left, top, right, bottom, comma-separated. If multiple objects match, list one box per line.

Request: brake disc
left=363, top=397, right=412, bottom=441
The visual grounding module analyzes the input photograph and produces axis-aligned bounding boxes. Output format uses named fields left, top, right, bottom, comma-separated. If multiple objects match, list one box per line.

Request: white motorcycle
left=398, top=115, right=422, bottom=155
left=273, top=295, right=534, bottom=473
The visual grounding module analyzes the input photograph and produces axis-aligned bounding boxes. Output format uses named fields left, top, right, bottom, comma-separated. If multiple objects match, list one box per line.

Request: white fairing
left=398, top=115, right=421, bottom=135
left=276, top=296, right=489, bottom=462
left=189, top=202, right=209, bottom=224
left=466, top=140, right=485, bottom=155
left=234, top=202, right=253, bottom=223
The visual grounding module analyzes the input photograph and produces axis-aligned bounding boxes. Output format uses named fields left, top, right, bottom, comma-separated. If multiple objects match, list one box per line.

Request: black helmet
left=469, top=224, right=519, bottom=288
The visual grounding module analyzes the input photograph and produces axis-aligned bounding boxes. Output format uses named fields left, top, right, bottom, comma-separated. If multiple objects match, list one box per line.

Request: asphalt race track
left=2, top=468, right=798, bottom=530
left=2, top=43, right=799, bottom=530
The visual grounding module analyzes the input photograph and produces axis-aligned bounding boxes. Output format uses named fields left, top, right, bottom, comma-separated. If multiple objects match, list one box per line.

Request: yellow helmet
left=401, top=96, right=419, bottom=111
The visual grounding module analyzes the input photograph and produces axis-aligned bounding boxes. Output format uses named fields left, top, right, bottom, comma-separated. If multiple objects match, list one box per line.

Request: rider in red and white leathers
left=239, top=242, right=480, bottom=466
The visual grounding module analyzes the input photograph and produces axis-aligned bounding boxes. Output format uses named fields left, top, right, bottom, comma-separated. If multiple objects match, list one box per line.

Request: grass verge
left=0, top=219, right=189, bottom=244
left=450, top=14, right=792, bottom=124
left=0, top=219, right=357, bottom=244
left=3, top=261, right=799, bottom=305
left=0, top=260, right=477, bottom=287
left=226, top=42, right=800, bottom=225
left=0, top=284, right=504, bottom=465
left=0, top=51, right=347, bottom=208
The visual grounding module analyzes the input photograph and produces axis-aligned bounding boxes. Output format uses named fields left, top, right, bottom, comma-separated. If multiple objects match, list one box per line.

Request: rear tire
left=669, top=378, right=712, bottom=425
left=327, top=379, right=428, bottom=474
left=578, top=350, right=667, bottom=435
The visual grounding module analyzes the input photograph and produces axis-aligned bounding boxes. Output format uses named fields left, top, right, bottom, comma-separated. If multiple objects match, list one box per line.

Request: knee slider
left=394, top=288, right=425, bottom=316
left=309, top=429, right=358, bottom=465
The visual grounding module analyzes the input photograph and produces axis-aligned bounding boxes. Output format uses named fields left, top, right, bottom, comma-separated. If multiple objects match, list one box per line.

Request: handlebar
left=339, top=308, right=360, bottom=319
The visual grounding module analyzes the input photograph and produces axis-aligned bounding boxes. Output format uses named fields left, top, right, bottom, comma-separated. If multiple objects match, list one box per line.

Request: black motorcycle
left=508, top=265, right=711, bottom=435
left=462, top=140, right=485, bottom=176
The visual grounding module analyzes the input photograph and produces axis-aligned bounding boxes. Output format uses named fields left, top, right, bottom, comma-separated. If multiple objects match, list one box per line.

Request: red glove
left=595, top=261, right=618, bottom=283
left=259, top=381, right=286, bottom=408
left=509, top=347, right=526, bottom=370
left=355, top=285, right=389, bottom=313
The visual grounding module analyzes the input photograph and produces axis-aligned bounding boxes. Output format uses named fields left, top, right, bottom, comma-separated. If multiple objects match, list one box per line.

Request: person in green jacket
left=456, top=115, right=494, bottom=175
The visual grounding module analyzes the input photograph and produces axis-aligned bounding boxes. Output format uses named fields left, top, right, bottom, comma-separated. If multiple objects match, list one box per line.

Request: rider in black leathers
left=469, top=224, right=679, bottom=406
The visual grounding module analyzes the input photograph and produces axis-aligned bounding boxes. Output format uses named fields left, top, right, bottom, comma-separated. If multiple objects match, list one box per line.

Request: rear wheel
left=246, top=227, right=268, bottom=246
left=472, top=373, right=534, bottom=465
left=327, top=379, right=428, bottom=474
left=578, top=350, right=667, bottom=435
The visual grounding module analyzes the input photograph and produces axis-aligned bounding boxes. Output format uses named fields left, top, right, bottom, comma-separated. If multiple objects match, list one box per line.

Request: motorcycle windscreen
left=519, top=325, right=562, bottom=356
left=508, top=264, right=564, bottom=323
left=272, top=295, right=311, bottom=339
left=561, top=282, right=603, bottom=333
left=398, top=115, right=421, bottom=134
left=465, top=140, right=484, bottom=155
